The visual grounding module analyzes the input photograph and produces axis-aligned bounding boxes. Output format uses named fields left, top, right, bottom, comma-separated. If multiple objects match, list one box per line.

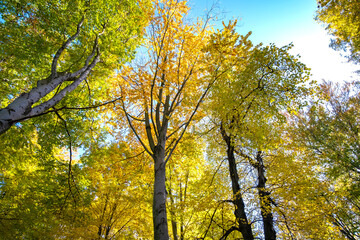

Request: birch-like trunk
left=0, top=18, right=99, bottom=135
left=0, top=58, right=98, bottom=135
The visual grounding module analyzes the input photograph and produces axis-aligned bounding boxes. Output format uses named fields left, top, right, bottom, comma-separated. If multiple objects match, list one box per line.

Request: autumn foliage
left=0, top=0, right=358, bottom=239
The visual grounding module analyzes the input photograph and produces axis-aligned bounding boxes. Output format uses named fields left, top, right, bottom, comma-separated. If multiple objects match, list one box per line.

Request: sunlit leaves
left=316, top=0, right=360, bottom=62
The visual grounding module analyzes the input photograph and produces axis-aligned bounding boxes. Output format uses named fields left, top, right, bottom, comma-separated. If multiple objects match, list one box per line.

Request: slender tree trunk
left=168, top=166, right=179, bottom=240
left=180, top=222, right=185, bottom=240
left=255, top=151, right=276, bottom=240
left=153, top=142, right=169, bottom=240
left=221, top=126, right=254, bottom=240
left=179, top=182, right=185, bottom=240
left=179, top=172, right=188, bottom=240
left=171, top=217, right=179, bottom=240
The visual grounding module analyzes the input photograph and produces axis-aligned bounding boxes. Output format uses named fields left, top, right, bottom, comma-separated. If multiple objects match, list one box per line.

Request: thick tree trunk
left=221, top=126, right=254, bottom=240
left=153, top=144, right=169, bottom=240
left=255, top=151, right=276, bottom=240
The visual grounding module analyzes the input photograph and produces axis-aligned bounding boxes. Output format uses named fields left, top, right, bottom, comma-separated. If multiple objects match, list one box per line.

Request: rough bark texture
left=255, top=151, right=276, bottom=240
left=221, top=125, right=254, bottom=240
left=150, top=102, right=170, bottom=240
left=0, top=54, right=99, bottom=135
left=153, top=144, right=169, bottom=240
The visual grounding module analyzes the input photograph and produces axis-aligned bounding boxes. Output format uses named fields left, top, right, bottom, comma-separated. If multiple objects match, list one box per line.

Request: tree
left=73, top=143, right=153, bottom=239
left=316, top=0, right=360, bottom=63
left=201, top=21, right=253, bottom=239
left=0, top=1, right=150, bottom=237
left=0, top=0, right=150, bottom=134
left=0, top=134, right=86, bottom=238
left=109, top=0, right=218, bottom=238
left=297, top=82, right=360, bottom=192
left=165, top=133, right=204, bottom=239
left=294, top=81, right=360, bottom=239
left=206, top=21, right=312, bottom=238
left=264, top=135, right=347, bottom=240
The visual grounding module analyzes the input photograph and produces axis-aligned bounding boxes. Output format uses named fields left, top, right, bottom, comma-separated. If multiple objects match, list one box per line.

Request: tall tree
left=109, top=0, right=218, bottom=238
left=207, top=22, right=312, bottom=238
left=202, top=21, right=257, bottom=240
left=0, top=1, right=150, bottom=237
left=0, top=0, right=150, bottom=134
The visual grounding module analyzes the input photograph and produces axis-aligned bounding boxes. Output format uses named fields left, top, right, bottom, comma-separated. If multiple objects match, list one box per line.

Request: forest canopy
left=0, top=0, right=359, bottom=239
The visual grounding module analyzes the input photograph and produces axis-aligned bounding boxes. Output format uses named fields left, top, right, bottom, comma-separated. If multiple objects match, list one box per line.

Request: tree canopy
left=316, top=0, right=360, bottom=63
left=0, top=0, right=358, bottom=239
left=0, top=0, right=150, bottom=134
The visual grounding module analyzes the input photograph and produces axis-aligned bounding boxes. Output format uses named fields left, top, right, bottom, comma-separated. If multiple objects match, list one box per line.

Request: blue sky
left=190, top=0, right=359, bottom=83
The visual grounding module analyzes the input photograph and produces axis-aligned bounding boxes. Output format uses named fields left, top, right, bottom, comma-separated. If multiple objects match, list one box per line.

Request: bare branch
left=166, top=122, right=187, bottom=139
left=121, top=97, right=152, bottom=156
left=165, top=80, right=214, bottom=164
left=145, top=104, right=156, bottom=151
left=219, top=226, right=240, bottom=240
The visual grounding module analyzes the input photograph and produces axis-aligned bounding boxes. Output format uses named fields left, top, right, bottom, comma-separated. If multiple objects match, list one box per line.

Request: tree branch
left=51, top=16, right=85, bottom=77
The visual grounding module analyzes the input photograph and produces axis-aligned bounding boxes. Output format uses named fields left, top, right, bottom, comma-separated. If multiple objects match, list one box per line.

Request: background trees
left=316, top=0, right=360, bottom=63
left=293, top=81, right=360, bottom=239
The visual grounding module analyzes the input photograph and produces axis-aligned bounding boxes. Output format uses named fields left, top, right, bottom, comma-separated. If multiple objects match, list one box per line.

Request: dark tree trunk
left=179, top=181, right=185, bottom=240
left=255, top=151, right=276, bottom=240
left=171, top=219, right=179, bottom=240
left=221, top=125, right=254, bottom=240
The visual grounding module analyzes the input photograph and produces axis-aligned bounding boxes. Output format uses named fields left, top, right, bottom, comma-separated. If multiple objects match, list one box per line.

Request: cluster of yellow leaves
left=265, top=131, right=345, bottom=240
left=64, top=143, right=154, bottom=239
left=108, top=0, right=212, bottom=144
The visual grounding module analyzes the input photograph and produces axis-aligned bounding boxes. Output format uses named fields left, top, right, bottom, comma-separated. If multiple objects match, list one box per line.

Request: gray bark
left=152, top=132, right=169, bottom=240
left=143, top=95, right=170, bottom=240
left=0, top=18, right=100, bottom=135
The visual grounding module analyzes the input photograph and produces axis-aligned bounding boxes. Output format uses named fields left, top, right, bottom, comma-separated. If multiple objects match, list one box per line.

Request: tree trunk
left=255, top=151, right=276, bottom=240
left=153, top=143, right=169, bottom=240
left=0, top=21, right=100, bottom=136
left=221, top=126, right=254, bottom=240
left=168, top=167, right=179, bottom=240
left=179, top=182, right=185, bottom=240
left=171, top=219, right=179, bottom=240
